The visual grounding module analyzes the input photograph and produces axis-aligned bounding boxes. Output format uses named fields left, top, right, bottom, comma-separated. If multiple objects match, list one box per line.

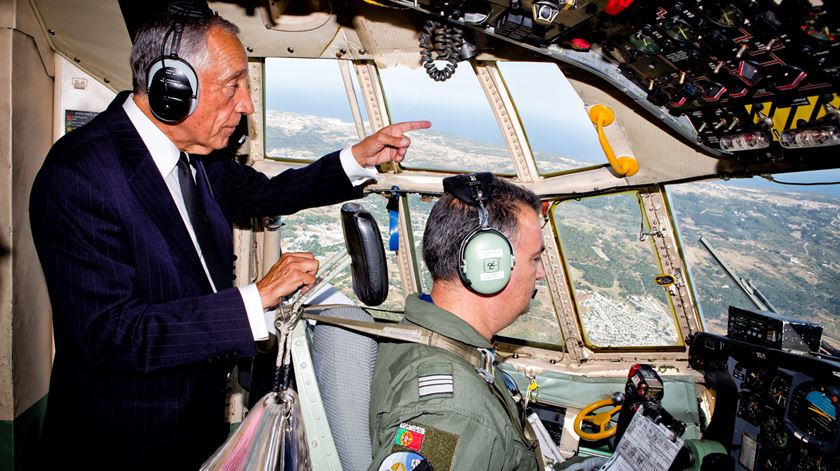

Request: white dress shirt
left=123, top=94, right=375, bottom=340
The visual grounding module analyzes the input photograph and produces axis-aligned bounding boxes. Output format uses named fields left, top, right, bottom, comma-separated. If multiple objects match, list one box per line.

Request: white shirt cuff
left=239, top=284, right=269, bottom=341
left=339, top=146, right=377, bottom=187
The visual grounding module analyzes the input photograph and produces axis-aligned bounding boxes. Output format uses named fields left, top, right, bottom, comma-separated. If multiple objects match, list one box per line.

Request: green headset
left=444, top=173, right=515, bottom=295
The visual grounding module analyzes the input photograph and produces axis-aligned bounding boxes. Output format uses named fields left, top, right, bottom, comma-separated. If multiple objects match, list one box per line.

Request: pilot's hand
left=256, top=252, right=319, bottom=309
left=351, top=121, right=431, bottom=167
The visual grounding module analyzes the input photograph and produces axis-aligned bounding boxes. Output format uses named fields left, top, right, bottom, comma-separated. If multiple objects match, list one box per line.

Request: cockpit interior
left=1, top=0, right=838, bottom=470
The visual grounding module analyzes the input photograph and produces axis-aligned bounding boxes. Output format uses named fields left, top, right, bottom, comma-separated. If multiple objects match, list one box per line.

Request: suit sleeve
left=204, top=151, right=364, bottom=220
left=29, top=152, right=256, bottom=374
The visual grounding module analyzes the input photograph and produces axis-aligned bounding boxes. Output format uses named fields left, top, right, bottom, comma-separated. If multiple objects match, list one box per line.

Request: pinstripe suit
left=29, top=92, right=361, bottom=469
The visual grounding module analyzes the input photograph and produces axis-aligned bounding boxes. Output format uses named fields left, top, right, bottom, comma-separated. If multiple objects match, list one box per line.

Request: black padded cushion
left=340, top=203, right=388, bottom=306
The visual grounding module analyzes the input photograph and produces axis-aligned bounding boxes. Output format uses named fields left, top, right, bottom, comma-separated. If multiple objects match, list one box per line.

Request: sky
left=265, top=58, right=840, bottom=199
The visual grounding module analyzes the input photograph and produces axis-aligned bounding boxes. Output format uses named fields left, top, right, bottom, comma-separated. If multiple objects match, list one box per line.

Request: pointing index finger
left=390, top=121, right=432, bottom=134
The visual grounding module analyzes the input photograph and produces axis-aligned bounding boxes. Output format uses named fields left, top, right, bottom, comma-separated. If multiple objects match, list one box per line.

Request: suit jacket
left=29, top=92, right=362, bottom=469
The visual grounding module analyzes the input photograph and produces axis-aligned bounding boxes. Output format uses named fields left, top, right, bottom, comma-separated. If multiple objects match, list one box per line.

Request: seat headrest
left=340, top=203, right=388, bottom=306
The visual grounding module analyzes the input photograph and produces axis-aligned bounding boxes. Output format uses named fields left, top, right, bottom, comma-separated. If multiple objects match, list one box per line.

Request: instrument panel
left=593, top=0, right=840, bottom=162
left=690, top=332, right=839, bottom=470
left=394, top=0, right=840, bottom=168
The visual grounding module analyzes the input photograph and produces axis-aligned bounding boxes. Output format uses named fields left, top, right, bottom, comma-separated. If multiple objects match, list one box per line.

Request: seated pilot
left=368, top=173, right=545, bottom=470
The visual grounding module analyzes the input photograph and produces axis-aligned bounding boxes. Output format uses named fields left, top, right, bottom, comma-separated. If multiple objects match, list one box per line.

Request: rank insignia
left=418, top=374, right=454, bottom=398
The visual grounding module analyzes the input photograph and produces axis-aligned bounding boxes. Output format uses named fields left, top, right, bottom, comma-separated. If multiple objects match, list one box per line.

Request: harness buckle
left=475, top=348, right=496, bottom=384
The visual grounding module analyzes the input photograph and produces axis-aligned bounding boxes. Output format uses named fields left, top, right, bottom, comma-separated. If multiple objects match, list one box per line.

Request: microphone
left=531, top=288, right=538, bottom=299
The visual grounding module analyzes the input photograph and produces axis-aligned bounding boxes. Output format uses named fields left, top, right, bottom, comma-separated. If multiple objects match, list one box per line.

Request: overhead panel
left=383, top=0, right=840, bottom=173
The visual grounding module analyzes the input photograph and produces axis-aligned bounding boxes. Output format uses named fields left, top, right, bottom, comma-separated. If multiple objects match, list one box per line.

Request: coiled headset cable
left=419, top=19, right=464, bottom=82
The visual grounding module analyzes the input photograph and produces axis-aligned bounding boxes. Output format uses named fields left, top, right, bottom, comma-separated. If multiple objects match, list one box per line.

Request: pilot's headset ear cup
left=458, top=228, right=515, bottom=295
left=146, top=56, right=199, bottom=124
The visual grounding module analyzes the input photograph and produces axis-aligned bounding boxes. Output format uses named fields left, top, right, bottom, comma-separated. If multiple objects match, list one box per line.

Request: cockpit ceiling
left=30, top=0, right=840, bottom=187
left=381, top=0, right=840, bottom=172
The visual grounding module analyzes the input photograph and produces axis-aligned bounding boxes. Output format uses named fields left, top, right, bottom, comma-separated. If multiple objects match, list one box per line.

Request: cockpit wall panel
left=34, top=0, right=130, bottom=91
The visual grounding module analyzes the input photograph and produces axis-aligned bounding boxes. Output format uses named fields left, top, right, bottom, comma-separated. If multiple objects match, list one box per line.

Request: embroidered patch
left=418, top=374, right=454, bottom=397
left=390, top=422, right=458, bottom=471
left=394, top=422, right=426, bottom=451
left=377, top=451, right=431, bottom=471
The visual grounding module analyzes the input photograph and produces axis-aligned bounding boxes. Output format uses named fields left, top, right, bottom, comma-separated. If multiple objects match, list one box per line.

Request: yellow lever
left=588, top=104, right=639, bottom=177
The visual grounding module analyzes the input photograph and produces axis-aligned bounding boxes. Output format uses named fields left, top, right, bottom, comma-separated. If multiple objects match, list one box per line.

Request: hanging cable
left=419, top=19, right=464, bottom=82
left=761, top=175, right=840, bottom=186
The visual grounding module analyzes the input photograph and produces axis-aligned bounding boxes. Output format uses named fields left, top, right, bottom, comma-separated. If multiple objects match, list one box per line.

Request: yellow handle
left=573, top=398, right=622, bottom=441
left=589, top=104, right=639, bottom=177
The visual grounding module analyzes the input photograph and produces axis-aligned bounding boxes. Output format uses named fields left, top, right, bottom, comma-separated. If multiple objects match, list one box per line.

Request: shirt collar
left=122, top=93, right=181, bottom=177
left=404, top=293, right=492, bottom=349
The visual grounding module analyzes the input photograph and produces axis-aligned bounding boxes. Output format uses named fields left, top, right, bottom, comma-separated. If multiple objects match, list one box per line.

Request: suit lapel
left=106, top=93, right=213, bottom=291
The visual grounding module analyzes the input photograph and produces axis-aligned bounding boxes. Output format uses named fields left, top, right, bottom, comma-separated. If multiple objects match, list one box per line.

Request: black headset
left=146, top=2, right=211, bottom=123
left=444, top=173, right=515, bottom=295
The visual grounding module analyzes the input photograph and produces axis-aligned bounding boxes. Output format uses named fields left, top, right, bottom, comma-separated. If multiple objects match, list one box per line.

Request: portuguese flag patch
left=394, top=422, right=426, bottom=451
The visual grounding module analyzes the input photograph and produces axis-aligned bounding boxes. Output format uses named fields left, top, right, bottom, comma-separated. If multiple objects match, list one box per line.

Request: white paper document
left=600, top=408, right=684, bottom=471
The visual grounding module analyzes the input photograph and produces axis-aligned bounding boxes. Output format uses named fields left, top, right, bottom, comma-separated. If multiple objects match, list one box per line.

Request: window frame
left=551, top=189, right=688, bottom=352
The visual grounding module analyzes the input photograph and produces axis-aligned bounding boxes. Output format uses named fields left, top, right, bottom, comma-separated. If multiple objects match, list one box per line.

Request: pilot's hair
left=422, top=177, right=540, bottom=283
left=130, top=11, right=239, bottom=94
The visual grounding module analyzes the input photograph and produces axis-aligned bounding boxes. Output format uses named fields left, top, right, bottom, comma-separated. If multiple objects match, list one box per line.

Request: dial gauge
left=629, top=32, right=661, bottom=55
left=739, top=391, right=764, bottom=425
left=663, top=17, right=697, bottom=43
left=746, top=368, right=767, bottom=390
left=761, top=416, right=788, bottom=448
left=707, top=4, right=744, bottom=28
left=769, top=373, right=791, bottom=408
left=789, top=383, right=838, bottom=443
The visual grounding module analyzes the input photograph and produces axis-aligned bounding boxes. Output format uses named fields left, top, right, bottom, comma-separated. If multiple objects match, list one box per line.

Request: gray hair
left=130, top=12, right=239, bottom=94
left=422, top=177, right=540, bottom=283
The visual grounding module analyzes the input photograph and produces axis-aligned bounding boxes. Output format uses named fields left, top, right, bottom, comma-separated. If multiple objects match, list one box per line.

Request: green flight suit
left=368, top=294, right=540, bottom=471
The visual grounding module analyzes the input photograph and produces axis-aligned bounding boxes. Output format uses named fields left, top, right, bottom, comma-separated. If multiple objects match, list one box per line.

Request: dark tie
left=177, top=153, right=231, bottom=290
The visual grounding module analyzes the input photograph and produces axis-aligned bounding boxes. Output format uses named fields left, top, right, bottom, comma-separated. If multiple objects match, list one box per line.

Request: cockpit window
left=378, top=63, right=516, bottom=174
left=553, top=192, right=682, bottom=348
left=280, top=197, right=406, bottom=316
left=264, top=58, right=362, bottom=162
left=667, top=179, right=840, bottom=342
left=496, top=62, right=602, bottom=175
left=496, top=277, right=564, bottom=348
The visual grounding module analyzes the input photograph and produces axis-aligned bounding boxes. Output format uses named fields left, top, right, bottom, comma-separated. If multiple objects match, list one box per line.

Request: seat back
left=312, top=306, right=378, bottom=471
left=309, top=203, right=388, bottom=470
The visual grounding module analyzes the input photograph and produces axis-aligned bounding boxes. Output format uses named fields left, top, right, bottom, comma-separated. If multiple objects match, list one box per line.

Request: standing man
left=369, top=174, right=545, bottom=470
left=29, top=4, right=429, bottom=469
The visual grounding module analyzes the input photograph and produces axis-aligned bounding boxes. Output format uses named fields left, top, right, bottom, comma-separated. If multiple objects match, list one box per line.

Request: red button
left=605, top=0, right=634, bottom=16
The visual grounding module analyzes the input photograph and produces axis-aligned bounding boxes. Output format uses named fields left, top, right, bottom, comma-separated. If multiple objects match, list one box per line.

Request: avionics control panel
left=690, top=332, right=839, bottom=470
left=394, top=0, right=840, bottom=166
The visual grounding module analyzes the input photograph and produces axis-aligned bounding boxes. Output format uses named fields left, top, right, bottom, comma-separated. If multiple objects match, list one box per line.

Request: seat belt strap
left=301, top=312, right=483, bottom=367
left=302, top=309, right=540, bottom=452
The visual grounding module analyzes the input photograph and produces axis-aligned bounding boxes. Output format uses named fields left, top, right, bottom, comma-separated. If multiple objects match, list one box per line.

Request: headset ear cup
left=146, top=58, right=199, bottom=123
left=458, top=228, right=514, bottom=295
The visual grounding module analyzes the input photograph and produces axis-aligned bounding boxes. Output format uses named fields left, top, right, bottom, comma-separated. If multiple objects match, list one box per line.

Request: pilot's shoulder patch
left=390, top=421, right=459, bottom=471
left=377, top=451, right=432, bottom=471
left=417, top=363, right=454, bottom=399
left=394, top=422, right=426, bottom=451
